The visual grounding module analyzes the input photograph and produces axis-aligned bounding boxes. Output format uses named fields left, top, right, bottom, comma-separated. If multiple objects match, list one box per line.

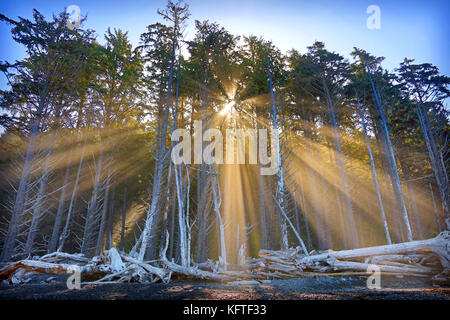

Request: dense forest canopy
left=0, top=1, right=448, bottom=268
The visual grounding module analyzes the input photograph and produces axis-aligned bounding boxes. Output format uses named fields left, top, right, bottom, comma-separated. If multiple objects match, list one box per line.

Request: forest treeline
left=0, top=1, right=448, bottom=266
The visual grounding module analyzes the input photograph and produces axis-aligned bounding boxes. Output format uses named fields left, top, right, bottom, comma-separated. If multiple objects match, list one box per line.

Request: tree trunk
left=58, top=137, right=86, bottom=252
left=210, top=163, right=227, bottom=270
left=293, top=191, right=302, bottom=246
left=355, top=90, right=391, bottom=244
left=120, top=187, right=127, bottom=251
left=0, top=94, right=48, bottom=262
left=267, top=57, right=289, bottom=250
left=272, top=195, right=309, bottom=255
left=326, top=144, right=347, bottom=249
left=363, top=59, right=413, bottom=241
left=322, top=77, right=358, bottom=248
left=318, top=163, right=333, bottom=249
left=139, top=44, right=176, bottom=261
left=24, top=147, right=52, bottom=256
left=417, top=103, right=449, bottom=230
left=196, top=67, right=211, bottom=263
left=429, top=183, right=442, bottom=232
left=106, top=189, right=115, bottom=250
left=95, top=166, right=112, bottom=255
left=48, top=164, right=71, bottom=253
left=298, top=163, right=312, bottom=251
left=305, top=135, right=324, bottom=249
left=81, top=151, right=104, bottom=256
left=169, top=192, right=176, bottom=260
left=377, top=124, right=403, bottom=242
left=401, top=164, right=423, bottom=239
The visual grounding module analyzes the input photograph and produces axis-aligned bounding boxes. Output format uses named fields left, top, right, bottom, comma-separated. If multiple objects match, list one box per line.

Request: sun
left=220, top=100, right=235, bottom=116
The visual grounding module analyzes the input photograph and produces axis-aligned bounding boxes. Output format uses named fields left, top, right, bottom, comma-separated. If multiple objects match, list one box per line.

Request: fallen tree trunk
left=0, top=260, right=106, bottom=281
left=39, top=252, right=91, bottom=264
left=159, top=231, right=233, bottom=282
left=296, top=231, right=449, bottom=269
left=119, top=255, right=167, bottom=281
left=1, top=232, right=448, bottom=284
left=324, top=258, right=435, bottom=274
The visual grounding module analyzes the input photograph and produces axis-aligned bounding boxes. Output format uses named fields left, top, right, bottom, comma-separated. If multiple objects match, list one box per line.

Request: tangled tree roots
left=1, top=232, right=449, bottom=285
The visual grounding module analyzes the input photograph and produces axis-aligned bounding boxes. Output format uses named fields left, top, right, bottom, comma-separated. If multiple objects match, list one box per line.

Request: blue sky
left=0, top=0, right=449, bottom=91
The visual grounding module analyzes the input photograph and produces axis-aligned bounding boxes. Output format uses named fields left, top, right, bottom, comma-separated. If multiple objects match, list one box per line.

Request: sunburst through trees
left=0, top=1, right=448, bottom=276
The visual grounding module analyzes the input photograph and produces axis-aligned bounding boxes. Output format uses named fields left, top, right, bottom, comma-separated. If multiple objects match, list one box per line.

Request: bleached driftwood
left=1, top=249, right=131, bottom=283
left=272, top=195, right=309, bottom=255
left=0, top=260, right=105, bottom=282
left=161, top=258, right=234, bottom=282
left=84, top=248, right=168, bottom=283
left=297, top=231, right=450, bottom=269
left=100, top=248, right=126, bottom=273
left=1, top=232, right=448, bottom=285
left=39, top=252, right=91, bottom=264
left=253, top=232, right=449, bottom=278
left=119, top=254, right=167, bottom=280
left=324, top=258, right=435, bottom=274
left=159, top=231, right=233, bottom=282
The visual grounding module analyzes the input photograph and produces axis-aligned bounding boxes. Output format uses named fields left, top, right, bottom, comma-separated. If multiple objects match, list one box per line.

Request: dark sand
left=0, top=274, right=449, bottom=300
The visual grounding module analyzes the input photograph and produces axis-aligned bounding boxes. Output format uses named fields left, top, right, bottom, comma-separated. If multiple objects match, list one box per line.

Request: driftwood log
left=0, top=232, right=448, bottom=284
left=297, top=231, right=449, bottom=268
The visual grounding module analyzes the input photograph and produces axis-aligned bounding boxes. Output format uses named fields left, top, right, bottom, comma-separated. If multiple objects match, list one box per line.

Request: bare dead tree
left=355, top=89, right=391, bottom=244
left=362, top=57, right=413, bottom=241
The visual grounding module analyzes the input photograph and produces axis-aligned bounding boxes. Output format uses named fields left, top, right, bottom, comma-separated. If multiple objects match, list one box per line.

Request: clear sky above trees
left=0, top=0, right=448, bottom=93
